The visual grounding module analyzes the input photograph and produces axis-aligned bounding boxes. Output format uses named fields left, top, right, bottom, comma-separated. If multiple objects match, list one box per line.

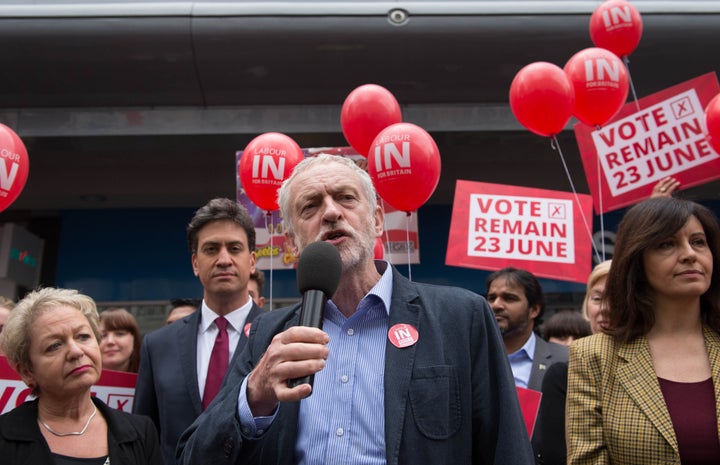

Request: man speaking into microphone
left=177, top=154, right=533, bottom=465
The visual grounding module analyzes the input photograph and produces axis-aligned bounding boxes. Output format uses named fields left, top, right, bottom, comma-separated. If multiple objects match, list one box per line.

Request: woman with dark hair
left=99, top=308, right=141, bottom=373
left=567, top=197, right=720, bottom=464
left=542, top=310, right=591, bottom=347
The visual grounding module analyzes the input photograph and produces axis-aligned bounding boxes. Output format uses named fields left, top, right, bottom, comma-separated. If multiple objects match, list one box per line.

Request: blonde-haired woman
left=0, top=287, right=162, bottom=464
left=581, top=259, right=612, bottom=334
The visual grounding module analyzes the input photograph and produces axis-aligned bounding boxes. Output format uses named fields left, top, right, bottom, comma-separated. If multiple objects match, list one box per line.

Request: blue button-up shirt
left=508, top=332, right=536, bottom=389
left=239, top=261, right=393, bottom=465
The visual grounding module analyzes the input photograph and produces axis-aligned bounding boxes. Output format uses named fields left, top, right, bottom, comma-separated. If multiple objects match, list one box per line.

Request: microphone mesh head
left=296, top=241, right=343, bottom=296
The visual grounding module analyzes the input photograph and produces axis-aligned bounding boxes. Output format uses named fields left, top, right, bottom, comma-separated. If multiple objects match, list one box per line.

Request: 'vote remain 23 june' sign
left=446, top=181, right=592, bottom=283
left=575, top=72, right=720, bottom=214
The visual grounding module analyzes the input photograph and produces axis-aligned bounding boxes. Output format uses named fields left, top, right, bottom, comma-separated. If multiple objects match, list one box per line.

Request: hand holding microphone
left=287, top=241, right=342, bottom=390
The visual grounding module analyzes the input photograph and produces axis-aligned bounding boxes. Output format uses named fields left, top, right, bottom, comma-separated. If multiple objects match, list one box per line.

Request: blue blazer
left=134, top=303, right=264, bottom=465
left=177, top=267, right=534, bottom=465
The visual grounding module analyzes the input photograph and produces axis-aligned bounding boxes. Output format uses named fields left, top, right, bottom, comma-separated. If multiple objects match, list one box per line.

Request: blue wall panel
left=55, top=203, right=593, bottom=303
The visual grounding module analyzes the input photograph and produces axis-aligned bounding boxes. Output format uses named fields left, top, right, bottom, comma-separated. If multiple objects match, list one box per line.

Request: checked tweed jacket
left=566, top=327, right=720, bottom=465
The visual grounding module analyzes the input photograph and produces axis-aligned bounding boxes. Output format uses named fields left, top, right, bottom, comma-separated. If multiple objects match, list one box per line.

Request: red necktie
left=202, top=316, right=229, bottom=410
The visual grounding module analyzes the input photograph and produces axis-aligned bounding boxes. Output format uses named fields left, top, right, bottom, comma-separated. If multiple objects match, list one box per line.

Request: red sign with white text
left=517, top=386, right=542, bottom=438
left=575, top=72, right=720, bottom=213
left=1, top=355, right=137, bottom=414
left=446, top=181, right=593, bottom=283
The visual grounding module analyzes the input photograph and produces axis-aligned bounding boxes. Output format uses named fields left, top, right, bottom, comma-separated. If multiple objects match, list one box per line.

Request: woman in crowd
left=0, top=287, right=162, bottom=464
left=567, top=197, right=720, bottom=464
left=535, top=264, right=606, bottom=465
left=580, top=259, right=612, bottom=335
left=0, top=295, right=15, bottom=355
left=99, top=307, right=141, bottom=373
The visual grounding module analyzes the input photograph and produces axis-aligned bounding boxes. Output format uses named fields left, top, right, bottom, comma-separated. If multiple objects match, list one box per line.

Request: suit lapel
left=528, top=337, right=550, bottom=391
left=616, top=337, right=678, bottom=452
left=703, top=327, right=720, bottom=443
left=383, top=270, right=420, bottom=465
left=178, top=311, right=203, bottom=416
left=232, top=303, right=263, bottom=362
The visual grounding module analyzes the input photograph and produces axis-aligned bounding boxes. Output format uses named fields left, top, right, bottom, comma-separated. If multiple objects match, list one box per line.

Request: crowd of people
left=0, top=165, right=718, bottom=465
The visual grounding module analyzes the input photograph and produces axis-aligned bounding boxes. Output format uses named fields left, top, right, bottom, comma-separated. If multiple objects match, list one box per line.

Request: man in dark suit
left=134, top=198, right=264, bottom=465
left=486, top=267, right=568, bottom=463
left=176, top=154, right=533, bottom=465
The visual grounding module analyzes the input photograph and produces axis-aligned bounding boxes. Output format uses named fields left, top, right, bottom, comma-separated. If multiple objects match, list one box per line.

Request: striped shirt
left=239, top=261, right=393, bottom=465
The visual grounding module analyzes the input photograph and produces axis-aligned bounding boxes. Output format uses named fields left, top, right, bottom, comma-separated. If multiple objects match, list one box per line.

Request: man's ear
left=374, top=204, right=384, bottom=237
left=285, top=231, right=299, bottom=256
left=191, top=253, right=199, bottom=276
left=529, top=304, right=541, bottom=321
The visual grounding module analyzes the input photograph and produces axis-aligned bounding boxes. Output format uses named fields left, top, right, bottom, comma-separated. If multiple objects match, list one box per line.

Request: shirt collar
left=371, top=260, right=393, bottom=316
left=326, top=260, right=394, bottom=319
left=200, top=297, right=253, bottom=333
left=509, top=331, right=537, bottom=361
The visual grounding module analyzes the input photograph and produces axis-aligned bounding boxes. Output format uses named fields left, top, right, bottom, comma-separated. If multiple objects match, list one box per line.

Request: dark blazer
left=177, top=266, right=534, bottom=465
left=0, top=397, right=162, bottom=464
left=527, top=336, right=568, bottom=392
left=533, top=362, right=568, bottom=465
left=134, top=303, right=264, bottom=465
left=528, top=337, right=568, bottom=464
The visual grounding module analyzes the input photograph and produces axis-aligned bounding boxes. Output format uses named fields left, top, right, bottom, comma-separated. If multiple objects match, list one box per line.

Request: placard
left=575, top=72, right=720, bottom=213
left=446, top=180, right=593, bottom=283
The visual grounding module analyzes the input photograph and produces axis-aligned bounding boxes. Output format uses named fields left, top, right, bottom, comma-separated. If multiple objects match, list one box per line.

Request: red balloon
left=590, top=0, right=643, bottom=58
left=0, top=124, right=29, bottom=212
left=368, top=123, right=441, bottom=212
left=238, top=132, right=304, bottom=211
left=706, top=94, right=720, bottom=154
left=341, top=84, right=402, bottom=157
left=373, top=237, right=385, bottom=259
left=564, top=47, right=629, bottom=127
left=509, top=62, right=575, bottom=137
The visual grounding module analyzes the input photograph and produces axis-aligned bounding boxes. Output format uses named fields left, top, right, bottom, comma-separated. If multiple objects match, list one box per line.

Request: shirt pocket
left=409, top=365, right=461, bottom=439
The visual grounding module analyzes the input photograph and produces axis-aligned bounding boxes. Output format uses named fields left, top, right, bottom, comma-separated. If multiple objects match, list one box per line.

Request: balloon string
left=265, top=211, right=274, bottom=311
left=552, top=135, right=602, bottom=264
left=623, top=56, right=641, bottom=112
left=596, top=150, right=606, bottom=262
left=405, top=212, right=412, bottom=282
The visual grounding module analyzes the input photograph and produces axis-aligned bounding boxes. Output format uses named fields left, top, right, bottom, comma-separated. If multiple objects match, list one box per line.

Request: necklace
left=39, top=403, right=97, bottom=437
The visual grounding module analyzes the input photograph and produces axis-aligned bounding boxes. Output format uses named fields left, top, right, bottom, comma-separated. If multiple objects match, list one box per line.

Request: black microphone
left=288, top=241, right=342, bottom=390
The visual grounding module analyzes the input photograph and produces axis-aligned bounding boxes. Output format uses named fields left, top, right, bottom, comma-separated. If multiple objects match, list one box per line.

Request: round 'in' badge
left=388, top=323, right=419, bottom=348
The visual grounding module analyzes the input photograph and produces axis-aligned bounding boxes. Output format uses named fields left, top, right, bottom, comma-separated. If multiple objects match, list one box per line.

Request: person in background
left=177, top=153, right=533, bottom=464
left=0, top=296, right=15, bottom=355
left=165, top=298, right=200, bottom=325
left=486, top=267, right=568, bottom=465
left=567, top=197, right=720, bottom=464
left=542, top=310, right=591, bottom=347
left=486, top=267, right=568, bottom=391
left=581, top=260, right=612, bottom=335
left=99, top=307, right=141, bottom=373
left=536, top=260, right=609, bottom=465
left=0, top=287, right=162, bottom=464
left=134, top=198, right=265, bottom=465
left=248, top=269, right=266, bottom=308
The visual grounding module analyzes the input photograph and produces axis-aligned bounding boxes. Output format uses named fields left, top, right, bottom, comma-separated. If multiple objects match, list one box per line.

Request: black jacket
left=0, top=396, right=162, bottom=464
